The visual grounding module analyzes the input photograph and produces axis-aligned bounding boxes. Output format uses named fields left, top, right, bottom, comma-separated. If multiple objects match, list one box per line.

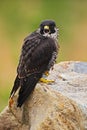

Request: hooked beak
left=44, top=26, right=50, bottom=33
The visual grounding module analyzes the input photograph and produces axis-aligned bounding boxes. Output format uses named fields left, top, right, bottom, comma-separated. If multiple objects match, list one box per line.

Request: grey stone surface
left=48, top=61, right=87, bottom=129
left=0, top=85, right=84, bottom=130
left=0, top=61, right=86, bottom=130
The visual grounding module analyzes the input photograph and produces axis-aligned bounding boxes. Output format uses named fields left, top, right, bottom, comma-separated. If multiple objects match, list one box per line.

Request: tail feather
left=17, top=73, right=42, bottom=107
left=10, top=75, right=20, bottom=98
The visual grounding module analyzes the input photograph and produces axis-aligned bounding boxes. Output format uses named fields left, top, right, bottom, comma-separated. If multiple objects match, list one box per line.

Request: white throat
left=37, top=28, right=58, bottom=40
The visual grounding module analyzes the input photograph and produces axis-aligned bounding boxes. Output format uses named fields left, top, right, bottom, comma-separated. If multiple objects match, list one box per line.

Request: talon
left=44, top=71, right=49, bottom=76
left=9, top=97, right=14, bottom=108
left=39, top=78, right=54, bottom=83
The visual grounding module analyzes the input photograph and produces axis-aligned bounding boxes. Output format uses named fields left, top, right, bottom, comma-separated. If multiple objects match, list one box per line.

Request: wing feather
left=17, top=32, right=58, bottom=78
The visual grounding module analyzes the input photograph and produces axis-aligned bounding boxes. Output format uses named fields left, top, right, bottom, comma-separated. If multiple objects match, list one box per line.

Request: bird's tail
left=17, top=73, right=42, bottom=107
left=9, top=75, right=20, bottom=108
left=10, top=75, right=20, bottom=98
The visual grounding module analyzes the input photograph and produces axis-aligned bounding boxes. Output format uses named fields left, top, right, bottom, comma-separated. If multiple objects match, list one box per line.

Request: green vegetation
left=0, top=0, right=87, bottom=112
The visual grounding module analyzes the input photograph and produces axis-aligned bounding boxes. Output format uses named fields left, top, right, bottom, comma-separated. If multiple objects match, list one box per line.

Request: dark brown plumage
left=10, top=20, right=59, bottom=107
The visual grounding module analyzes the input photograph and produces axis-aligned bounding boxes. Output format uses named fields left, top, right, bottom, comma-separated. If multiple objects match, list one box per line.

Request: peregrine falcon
left=9, top=20, right=59, bottom=107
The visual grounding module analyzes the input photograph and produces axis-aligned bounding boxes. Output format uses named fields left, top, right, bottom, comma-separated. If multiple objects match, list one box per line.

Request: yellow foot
left=9, top=97, right=14, bottom=108
left=44, top=71, right=49, bottom=76
left=39, top=78, right=54, bottom=83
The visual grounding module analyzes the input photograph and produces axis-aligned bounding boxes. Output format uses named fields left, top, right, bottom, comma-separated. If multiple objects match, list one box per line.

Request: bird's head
left=38, top=20, right=58, bottom=39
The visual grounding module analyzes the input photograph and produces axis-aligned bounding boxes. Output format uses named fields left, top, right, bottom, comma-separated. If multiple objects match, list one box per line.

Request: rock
left=0, top=61, right=86, bottom=130
left=48, top=61, right=87, bottom=129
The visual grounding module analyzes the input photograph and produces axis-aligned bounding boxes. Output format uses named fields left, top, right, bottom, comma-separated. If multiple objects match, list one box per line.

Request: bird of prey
left=9, top=20, right=59, bottom=107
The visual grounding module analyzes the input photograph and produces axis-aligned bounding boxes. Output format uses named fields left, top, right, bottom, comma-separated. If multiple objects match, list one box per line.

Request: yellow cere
left=44, top=25, right=49, bottom=30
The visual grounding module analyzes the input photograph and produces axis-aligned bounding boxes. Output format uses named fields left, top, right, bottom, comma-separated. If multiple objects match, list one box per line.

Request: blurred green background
left=0, top=0, right=87, bottom=112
